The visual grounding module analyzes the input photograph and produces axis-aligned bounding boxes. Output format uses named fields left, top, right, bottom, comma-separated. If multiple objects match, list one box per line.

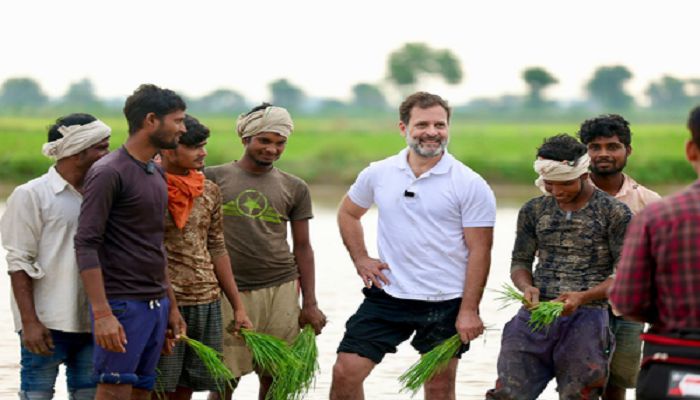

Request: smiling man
left=486, top=134, right=632, bottom=400
left=577, top=114, right=660, bottom=400
left=330, top=92, right=496, bottom=400
left=75, top=84, right=187, bottom=400
left=156, top=115, right=252, bottom=400
left=204, top=103, right=326, bottom=400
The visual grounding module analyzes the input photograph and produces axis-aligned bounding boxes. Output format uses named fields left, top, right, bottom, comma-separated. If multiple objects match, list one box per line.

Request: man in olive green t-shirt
left=205, top=103, right=326, bottom=400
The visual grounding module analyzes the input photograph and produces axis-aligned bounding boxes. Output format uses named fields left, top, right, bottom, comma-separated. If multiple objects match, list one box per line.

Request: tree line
left=2, top=43, right=699, bottom=117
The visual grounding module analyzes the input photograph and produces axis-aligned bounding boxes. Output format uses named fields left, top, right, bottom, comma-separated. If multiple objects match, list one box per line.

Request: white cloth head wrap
left=42, top=119, right=111, bottom=160
left=534, top=154, right=590, bottom=194
left=236, top=106, right=293, bottom=139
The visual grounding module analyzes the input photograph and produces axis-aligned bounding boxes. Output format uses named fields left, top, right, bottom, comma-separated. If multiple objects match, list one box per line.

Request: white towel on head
left=534, top=154, right=590, bottom=194
left=42, top=119, right=111, bottom=160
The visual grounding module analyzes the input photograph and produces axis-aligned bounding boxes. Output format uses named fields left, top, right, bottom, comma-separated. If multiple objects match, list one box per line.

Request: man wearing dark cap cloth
left=205, top=103, right=326, bottom=400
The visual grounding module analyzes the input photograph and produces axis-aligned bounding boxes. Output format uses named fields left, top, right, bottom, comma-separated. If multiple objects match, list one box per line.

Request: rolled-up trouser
left=18, top=330, right=95, bottom=400
left=486, top=307, right=613, bottom=400
left=91, top=296, right=170, bottom=391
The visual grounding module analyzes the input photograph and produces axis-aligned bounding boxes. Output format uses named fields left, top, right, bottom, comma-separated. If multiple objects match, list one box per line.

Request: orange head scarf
left=166, top=170, right=205, bottom=229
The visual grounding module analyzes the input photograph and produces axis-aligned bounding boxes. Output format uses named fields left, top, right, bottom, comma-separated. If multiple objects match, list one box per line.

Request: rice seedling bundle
left=496, top=283, right=565, bottom=331
left=290, top=325, right=319, bottom=397
left=268, top=324, right=320, bottom=400
left=240, top=328, right=302, bottom=400
left=398, top=334, right=463, bottom=396
left=178, top=335, right=235, bottom=393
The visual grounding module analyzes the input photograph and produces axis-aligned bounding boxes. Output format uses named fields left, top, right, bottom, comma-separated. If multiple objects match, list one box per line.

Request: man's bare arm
left=456, top=227, right=493, bottom=342
left=80, top=268, right=126, bottom=352
left=212, top=254, right=252, bottom=331
left=291, top=219, right=326, bottom=334
left=11, top=271, right=53, bottom=355
left=337, top=195, right=389, bottom=288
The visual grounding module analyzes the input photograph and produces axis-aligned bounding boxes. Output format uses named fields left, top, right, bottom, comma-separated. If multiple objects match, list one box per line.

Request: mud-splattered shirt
left=164, top=179, right=228, bottom=305
left=511, top=190, right=632, bottom=307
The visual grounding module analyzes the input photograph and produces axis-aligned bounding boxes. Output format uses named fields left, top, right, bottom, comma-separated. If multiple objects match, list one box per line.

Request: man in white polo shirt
left=329, top=92, right=496, bottom=400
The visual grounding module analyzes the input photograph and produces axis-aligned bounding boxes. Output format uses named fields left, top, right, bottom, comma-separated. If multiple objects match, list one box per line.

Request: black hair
left=577, top=114, right=632, bottom=146
left=399, top=92, right=451, bottom=125
left=179, top=114, right=210, bottom=146
left=688, top=105, right=700, bottom=147
left=537, top=134, right=587, bottom=162
left=47, top=113, right=97, bottom=142
left=244, top=102, right=273, bottom=116
left=123, top=84, right=186, bottom=135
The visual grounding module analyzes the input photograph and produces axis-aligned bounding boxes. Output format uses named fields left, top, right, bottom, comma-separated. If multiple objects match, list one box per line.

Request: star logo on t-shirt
left=241, top=192, right=265, bottom=216
left=222, top=189, right=283, bottom=223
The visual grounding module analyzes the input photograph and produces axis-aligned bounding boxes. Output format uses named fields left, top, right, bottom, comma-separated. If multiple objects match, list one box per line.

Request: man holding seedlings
left=610, top=106, right=700, bottom=398
left=330, top=91, right=496, bottom=400
left=75, top=84, right=187, bottom=400
left=205, top=103, right=326, bottom=400
left=1, top=113, right=110, bottom=399
left=486, top=134, right=631, bottom=399
left=577, top=114, right=660, bottom=400
left=155, top=114, right=252, bottom=399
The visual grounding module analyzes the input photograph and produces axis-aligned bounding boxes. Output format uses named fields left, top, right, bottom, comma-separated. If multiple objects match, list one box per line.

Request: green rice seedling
left=528, top=301, right=565, bottom=331
left=178, top=335, right=235, bottom=393
left=240, top=328, right=302, bottom=400
left=495, top=283, right=565, bottom=331
left=398, top=334, right=463, bottom=396
left=268, top=324, right=319, bottom=400
left=495, top=282, right=527, bottom=307
left=289, top=324, right=320, bottom=398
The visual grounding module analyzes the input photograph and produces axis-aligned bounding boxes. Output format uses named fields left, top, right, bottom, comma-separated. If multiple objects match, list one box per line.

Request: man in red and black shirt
left=610, top=105, right=700, bottom=333
left=610, top=105, right=700, bottom=398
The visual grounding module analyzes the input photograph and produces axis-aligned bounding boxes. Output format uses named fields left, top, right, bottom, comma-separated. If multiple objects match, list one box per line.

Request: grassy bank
left=0, top=116, right=694, bottom=188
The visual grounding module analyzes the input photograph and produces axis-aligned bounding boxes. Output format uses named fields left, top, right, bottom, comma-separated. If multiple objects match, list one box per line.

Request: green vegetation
left=239, top=328, right=301, bottom=400
left=177, top=334, right=235, bottom=394
left=398, top=334, right=463, bottom=395
left=281, top=324, right=319, bottom=400
left=496, top=283, right=565, bottom=332
left=0, top=116, right=693, bottom=189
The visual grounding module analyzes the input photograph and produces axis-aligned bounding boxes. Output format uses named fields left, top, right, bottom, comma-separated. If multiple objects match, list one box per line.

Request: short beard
left=149, top=129, right=178, bottom=150
left=590, top=162, right=626, bottom=177
left=406, top=134, right=448, bottom=158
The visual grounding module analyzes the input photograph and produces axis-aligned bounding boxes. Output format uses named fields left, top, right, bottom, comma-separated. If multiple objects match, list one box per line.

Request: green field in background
left=0, top=116, right=693, bottom=187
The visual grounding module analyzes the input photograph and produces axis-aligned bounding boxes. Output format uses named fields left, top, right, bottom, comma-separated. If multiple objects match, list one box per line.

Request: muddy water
left=0, top=206, right=630, bottom=399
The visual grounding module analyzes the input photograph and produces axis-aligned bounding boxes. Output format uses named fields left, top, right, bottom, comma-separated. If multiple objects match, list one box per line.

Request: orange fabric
left=166, top=170, right=205, bottom=229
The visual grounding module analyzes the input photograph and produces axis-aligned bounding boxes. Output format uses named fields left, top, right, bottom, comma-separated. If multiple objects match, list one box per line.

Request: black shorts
left=337, top=286, right=469, bottom=363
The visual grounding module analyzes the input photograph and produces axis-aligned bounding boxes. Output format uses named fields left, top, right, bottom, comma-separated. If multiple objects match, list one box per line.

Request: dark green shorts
left=337, top=286, right=469, bottom=363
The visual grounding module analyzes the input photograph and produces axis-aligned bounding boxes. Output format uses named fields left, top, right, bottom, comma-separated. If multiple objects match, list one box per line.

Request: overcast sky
left=2, top=0, right=698, bottom=104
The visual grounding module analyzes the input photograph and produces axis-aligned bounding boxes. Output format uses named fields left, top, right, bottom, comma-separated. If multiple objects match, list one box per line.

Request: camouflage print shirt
left=164, top=179, right=228, bottom=305
left=511, top=190, right=632, bottom=308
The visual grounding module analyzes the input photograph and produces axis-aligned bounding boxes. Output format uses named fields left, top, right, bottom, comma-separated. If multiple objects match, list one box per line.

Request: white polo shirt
left=348, top=148, right=496, bottom=301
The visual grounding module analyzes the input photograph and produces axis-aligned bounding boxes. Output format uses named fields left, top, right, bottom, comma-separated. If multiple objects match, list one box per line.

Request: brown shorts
left=221, top=279, right=301, bottom=377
